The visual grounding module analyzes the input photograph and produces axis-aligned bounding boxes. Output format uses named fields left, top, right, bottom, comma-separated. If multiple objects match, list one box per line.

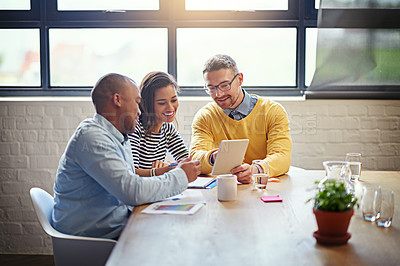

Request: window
left=177, top=28, right=297, bottom=87
left=1, top=0, right=317, bottom=96
left=307, top=0, right=400, bottom=99
left=49, top=28, right=167, bottom=87
left=0, top=29, right=40, bottom=86
left=185, top=0, right=288, bottom=11
left=305, top=28, right=318, bottom=87
left=0, top=0, right=30, bottom=10
left=317, top=0, right=400, bottom=9
left=57, top=0, right=159, bottom=11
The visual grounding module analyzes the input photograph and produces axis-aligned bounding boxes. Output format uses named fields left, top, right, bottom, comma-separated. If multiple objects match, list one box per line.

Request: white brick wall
left=0, top=98, right=399, bottom=254
left=283, top=100, right=400, bottom=170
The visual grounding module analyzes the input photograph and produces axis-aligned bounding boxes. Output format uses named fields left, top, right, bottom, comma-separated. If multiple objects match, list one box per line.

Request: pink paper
left=260, top=195, right=282, bottom=202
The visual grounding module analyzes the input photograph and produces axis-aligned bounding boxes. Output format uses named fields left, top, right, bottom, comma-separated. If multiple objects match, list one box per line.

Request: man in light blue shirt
left=52, top=73, right=200, bottom=239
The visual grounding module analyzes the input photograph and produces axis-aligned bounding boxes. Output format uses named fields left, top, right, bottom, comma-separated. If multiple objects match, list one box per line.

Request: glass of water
left=251, top=160, right=268, bottom=190
left=376, top=190, right=394, bottom=228
left=345, top=153, right=362, bottom=181
left=362, top=184, right=382, bottom=222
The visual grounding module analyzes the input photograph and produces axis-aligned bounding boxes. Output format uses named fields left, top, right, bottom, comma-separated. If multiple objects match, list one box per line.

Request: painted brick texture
left=0, top=98, right=399, bottom=254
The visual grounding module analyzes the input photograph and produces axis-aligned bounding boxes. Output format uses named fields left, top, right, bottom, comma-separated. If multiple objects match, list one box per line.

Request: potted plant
left=307, top=180, right=358, bottom=245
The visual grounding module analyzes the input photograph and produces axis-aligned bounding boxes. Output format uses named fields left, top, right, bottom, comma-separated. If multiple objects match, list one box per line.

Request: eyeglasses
left=204, top=73, right=239, bottom=95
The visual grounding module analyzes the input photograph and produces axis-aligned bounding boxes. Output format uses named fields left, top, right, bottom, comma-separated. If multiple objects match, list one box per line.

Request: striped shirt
left=128, top=121, right=189, bottom=169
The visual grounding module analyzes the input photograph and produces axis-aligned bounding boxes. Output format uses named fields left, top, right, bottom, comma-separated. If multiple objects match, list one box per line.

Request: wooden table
left=106, top=168, right=400, bottom=266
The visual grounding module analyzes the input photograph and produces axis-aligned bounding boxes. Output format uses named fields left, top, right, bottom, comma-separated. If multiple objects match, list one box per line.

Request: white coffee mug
left=217, top=174, right=237, bottom=201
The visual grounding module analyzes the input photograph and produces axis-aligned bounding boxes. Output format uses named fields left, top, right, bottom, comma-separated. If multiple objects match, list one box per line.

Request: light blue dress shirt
left=52, top=114, right=188, bottom=239
left=222, top=89, right=257, bottom=120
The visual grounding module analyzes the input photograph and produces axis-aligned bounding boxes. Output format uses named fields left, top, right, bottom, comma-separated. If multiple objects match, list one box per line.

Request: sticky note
left=260, top=195, right=282, bottom=202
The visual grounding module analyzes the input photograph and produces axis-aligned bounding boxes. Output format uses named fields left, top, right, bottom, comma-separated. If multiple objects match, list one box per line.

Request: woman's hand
left=152, top=160, right=169, bottom=168
left=151, top=160, right=179, bottom=176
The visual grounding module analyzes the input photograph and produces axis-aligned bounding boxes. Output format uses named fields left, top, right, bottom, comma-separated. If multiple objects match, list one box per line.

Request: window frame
left=0, top=0, right=39, bottom=20
left=0, top=0, right=317, bottom=97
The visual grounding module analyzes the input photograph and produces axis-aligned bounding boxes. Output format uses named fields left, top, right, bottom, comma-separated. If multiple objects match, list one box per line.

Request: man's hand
left=250, top=163, right=261, bottom=175
left=231, top=163, right=252, bottom=184
left=178, top=155, right=201, bottom=183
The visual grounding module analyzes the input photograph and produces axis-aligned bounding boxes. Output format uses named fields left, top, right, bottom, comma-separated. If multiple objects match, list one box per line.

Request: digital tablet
left=211, top=139, right=249, bottom=175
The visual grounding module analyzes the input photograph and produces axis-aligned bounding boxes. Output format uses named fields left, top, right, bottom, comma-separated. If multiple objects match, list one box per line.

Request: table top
left=106, top=168, right=400, bottom=266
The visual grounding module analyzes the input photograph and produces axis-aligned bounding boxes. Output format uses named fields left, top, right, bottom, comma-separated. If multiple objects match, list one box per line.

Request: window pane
left=177, top=28, right=296, bottom=87
left=320, top=0, right=400, bottom=9
left=49, top=28, right=167, bottom=86
left=57, top=0, right=159, bottom=11
left=0, top=29, right=40, bottom=86
left=186, top=0, right=288, bottom=11
left=306, top=28, right=318, bottom=86
left=310, top=29, right=400, bottom=89
left=0, top=0, right=30, bottom=10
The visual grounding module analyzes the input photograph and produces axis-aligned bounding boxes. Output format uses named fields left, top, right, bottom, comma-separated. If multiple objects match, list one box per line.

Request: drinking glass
left=376, top=190, right=394, bottom=228
left=361, top=184, right=382, bottom=222
left=251, top=160, right=268, bottom=190
left=345, top=153, right=362, bottom=181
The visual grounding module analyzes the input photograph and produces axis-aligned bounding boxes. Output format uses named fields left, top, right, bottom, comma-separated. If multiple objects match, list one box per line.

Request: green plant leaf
left=307, top=180, right=358, bottom=212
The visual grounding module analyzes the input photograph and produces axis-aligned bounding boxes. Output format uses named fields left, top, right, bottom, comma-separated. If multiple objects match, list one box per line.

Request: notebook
left=188, top=177, right=216, bottom=189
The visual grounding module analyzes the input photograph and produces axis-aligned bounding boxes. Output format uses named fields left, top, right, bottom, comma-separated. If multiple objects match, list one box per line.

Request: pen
left=168, top=162, right=178, bottom=167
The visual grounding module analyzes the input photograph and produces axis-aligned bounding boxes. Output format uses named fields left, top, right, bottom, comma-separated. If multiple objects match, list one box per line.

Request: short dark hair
left=203, top=54, right=239, bottom=75
left=139, top=71, right=179, bottom=135
left=91, top=73, right=134, bottom=113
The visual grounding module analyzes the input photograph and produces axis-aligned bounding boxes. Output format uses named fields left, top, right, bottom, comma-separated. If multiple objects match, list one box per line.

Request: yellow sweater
left=190, top=96, right=292, bottom=177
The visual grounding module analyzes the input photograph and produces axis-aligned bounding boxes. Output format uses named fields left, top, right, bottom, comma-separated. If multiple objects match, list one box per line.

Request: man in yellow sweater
left=190, top=54, right=292, bottom=183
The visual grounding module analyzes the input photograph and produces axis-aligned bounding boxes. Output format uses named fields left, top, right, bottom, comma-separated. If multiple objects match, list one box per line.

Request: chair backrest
left=30, top=187, right=117, bottom=266
left=30, top=187, right=65, bottom=238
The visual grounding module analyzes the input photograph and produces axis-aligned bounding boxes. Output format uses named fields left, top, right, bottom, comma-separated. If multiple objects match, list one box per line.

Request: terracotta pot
left=313, top=208, right=354, bottom=237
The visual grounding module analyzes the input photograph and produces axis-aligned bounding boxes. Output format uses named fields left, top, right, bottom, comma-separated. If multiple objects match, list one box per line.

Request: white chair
left=30, top=187, right=117, bottom=266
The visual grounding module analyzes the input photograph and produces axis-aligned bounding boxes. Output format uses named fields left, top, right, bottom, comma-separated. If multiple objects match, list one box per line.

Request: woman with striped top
left=128, top=71, right=189, bottom=177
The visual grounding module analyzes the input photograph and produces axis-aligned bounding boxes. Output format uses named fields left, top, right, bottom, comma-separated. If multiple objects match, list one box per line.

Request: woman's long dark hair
left=139, top=71, right=179, bottom=136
